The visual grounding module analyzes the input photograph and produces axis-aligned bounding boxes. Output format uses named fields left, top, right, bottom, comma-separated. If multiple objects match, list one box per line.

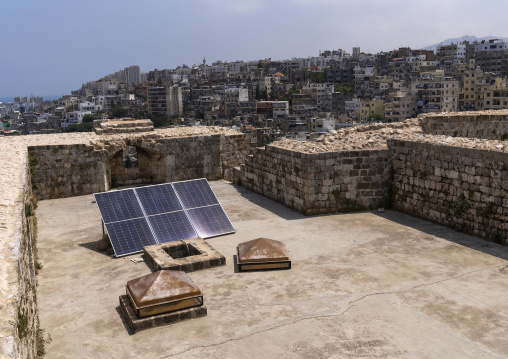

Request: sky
left=1, top=0, right=507, bottom=99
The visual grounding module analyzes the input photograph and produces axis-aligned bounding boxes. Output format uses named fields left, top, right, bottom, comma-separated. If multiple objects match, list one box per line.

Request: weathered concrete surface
left=36, top=181, right=508, bottom=358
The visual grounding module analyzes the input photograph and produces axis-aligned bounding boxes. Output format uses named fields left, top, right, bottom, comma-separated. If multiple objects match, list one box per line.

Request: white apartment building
left=273, top=101, right=289, bottom=118
left=78, top=101, right=100, bottom=112
left=62, top=111, right=91, bottom=128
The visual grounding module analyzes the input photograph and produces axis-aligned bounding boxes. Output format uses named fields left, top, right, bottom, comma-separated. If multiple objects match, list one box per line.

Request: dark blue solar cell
left=185, top=204, right=235, bottom=238
left=135, top=184, right=183, bottom=216
left=94, top=190, right=144, bottom=223
left=105, top=218, right=157, bottom=257
left=173, top=179, right=219, bottom=209
left=148, top=211, right=197, bottom=243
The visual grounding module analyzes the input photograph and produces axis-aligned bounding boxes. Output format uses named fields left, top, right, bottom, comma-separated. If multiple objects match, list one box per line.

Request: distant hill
left=422, top=35, right=508, bottom=52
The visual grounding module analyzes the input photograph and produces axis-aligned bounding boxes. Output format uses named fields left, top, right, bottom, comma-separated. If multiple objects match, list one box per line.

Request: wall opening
left=110, top=146, right=166, bottom=187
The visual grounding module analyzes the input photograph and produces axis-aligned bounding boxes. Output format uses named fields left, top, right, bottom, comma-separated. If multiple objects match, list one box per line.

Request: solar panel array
left=94, top=179, right=235, bottom=257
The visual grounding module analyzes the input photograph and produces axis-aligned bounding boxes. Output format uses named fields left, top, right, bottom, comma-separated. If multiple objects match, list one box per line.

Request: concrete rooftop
left=36, top=180, right=508, bottom=358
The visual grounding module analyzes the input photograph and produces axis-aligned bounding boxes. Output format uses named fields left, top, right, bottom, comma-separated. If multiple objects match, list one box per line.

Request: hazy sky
left=1, top=0, right=507, bottom=98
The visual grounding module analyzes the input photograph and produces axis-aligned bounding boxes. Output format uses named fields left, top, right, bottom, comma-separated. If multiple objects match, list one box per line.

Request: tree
left=111, top=106, right=127, bottom=118
left=334, top=83, right=355, bottom=94
left=150, top=116, right=173, bottom=128
left=307, top=72, right=325, bottom=83
left=82, top=114, right=94, bottom=123
left=63, top=122, right=93, bottom=132
left=367, top=114, right=385, bottom=123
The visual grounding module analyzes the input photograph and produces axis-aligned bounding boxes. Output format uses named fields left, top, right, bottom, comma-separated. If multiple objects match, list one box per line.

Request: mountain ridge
left=422, top=35, right=508, bottom=51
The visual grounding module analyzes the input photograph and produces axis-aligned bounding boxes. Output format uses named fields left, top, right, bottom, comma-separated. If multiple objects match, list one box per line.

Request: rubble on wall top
left=418, top=109, right=508, bottom=118
left=271, top=119, right=423, bottom=153
left=404, top=133, right=508, bottom=152
left=0, top=126, right=241, bottom=149
left=270, top=115, right=508, bottom=154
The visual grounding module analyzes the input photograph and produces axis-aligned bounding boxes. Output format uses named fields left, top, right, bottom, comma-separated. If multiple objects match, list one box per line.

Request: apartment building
left=302, top=83, right=333, bottom=112
left=384, top=90, right=417, bottom=122
left=61, top=111, right=91, bottom=128
left=475, top=39, right=508, bottom=77
left=359, top=99, right=384, bottom=122
left=416, top=70, right=459, bottom=113
left=147, top=86, right=168, bottom=118
left=436, top=43, right=467, bottom=75
left=256, top=101, right=289, bottom=118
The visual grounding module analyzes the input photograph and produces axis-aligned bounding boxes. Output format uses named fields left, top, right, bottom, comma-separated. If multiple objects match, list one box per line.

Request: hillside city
left=2, top=38, right=508, bottom=145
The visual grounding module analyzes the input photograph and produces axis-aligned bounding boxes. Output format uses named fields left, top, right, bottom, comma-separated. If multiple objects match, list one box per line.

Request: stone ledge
left=119, top=295, right=207, bottom=334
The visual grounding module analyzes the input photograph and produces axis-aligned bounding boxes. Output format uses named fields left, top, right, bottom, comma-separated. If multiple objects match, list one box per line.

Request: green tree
left=307, top=72, right=325, bottom=83
left=367, top=114, right=385, bottom=123
left=111, top=106, right=127, bottom=118
left=63, top=122, right=93, bottom=132
left=334, top=83, right=355, bottom=94
left=150, top=116, right=173, bottom=128
left=82, top=114, right=94, bottom=123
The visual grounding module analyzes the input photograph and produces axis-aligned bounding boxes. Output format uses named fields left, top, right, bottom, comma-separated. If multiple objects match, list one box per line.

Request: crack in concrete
left=342, top=263, right=507, bottom=315
left=158, top=263, right=506, bottom=358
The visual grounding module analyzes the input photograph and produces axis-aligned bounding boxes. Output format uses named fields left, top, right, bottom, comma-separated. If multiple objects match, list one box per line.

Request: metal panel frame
left=94, top=179, right=235, bottom=257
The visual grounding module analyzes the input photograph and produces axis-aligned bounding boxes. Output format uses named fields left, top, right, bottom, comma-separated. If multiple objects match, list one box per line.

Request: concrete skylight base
left=144, top=238, right=225, bottom=272
left=119, top=295, right=207, bottom=334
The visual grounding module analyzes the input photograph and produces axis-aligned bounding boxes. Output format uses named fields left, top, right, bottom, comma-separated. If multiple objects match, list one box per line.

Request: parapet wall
left=419, top=110, right=508, bottom=140
left=239, top=111, right=508, bottom=243
left=0, top=127, right=248, bottom=358
left=390, top=139, right=508, bottom=242
left=29, top=133, right=249, bottom=200
left=240, top=145, right=391, bottom=215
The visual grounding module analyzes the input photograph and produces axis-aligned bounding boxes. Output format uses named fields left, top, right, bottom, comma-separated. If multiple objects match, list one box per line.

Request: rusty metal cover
left=237, top=238, right=289, bottom=263
left=127, top=270, right=201, bottom=308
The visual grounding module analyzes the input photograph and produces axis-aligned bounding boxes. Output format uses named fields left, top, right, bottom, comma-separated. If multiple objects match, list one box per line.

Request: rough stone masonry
left=2, top=111, right=508, bottom=357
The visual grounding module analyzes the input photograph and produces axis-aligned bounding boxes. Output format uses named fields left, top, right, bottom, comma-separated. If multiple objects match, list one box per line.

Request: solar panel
left=185, top=204, right=235, bottom=238
left=94, top=189, right=144, bottom=223
left=148, top=211, right=197, bottom=243
left=94, top=179, right=235, bottom=257
left=135, top=184, right=182, bottom=215
left=173, top=179, right=219, bottom=209
left=105, top=218, right=157, bottom=257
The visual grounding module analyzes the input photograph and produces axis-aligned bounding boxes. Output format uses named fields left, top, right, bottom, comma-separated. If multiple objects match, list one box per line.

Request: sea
left=0, top=96, right=60, bottom=103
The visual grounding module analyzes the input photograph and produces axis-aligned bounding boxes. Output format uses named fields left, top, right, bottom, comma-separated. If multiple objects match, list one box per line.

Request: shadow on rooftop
left=372, top=210, right=508, bottom=262
left=226, top=182, right=312, bottom=221
left=78, top=240, right=112, bottom=257
left=222, top=182, right=508, bottom=262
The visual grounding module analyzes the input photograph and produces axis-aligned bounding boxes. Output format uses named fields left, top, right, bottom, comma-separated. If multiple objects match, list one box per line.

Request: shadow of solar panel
left=173, top=179, right=219, bottom=209
left=148, top=211, right=197, bottom=243
left=105, top=218, right=157, bottom=257
left=185, top=204, right=235, bottom=238
left=94, top=190, right=144, bottom=223
left=135, top=184, right=182, bottom=216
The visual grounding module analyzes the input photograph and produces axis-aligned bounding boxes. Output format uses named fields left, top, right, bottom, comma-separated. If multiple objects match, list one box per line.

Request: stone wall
left=28, top=144, right=106, bottom=200
left=390, top=139, right=508, bottom=243
left=28, top=133, right=249, bottom=200
left=239, top=145, right=391, bottom=215
left=0, top=128, right=248, bottom=358
left=419, top=110, right=508, bottom=140
left=220, top=134, right=250, bottom=182
left=0, top=162, right=40, bottom=358
left=16, top=169, right=40, bottom=358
